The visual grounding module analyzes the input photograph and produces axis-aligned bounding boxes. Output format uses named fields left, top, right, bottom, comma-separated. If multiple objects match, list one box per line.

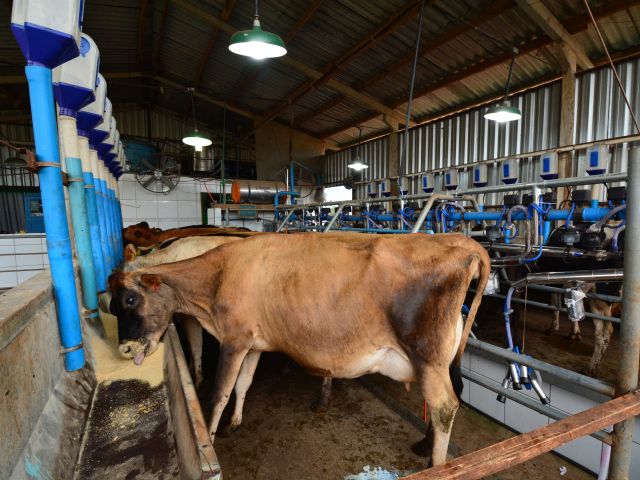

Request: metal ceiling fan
left=134, top=156, right=181, bottom=194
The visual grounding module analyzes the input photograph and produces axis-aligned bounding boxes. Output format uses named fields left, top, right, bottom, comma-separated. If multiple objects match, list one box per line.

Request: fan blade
left=159, top=175, right=174, bottom=189
left=142, top=176, right=156, bottom=189
left=140, top=158, right=157, bottom=171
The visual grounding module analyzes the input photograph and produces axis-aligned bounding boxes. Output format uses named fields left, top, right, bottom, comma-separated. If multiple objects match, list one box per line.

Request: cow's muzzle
left=118, top=339, right=159, bottom=365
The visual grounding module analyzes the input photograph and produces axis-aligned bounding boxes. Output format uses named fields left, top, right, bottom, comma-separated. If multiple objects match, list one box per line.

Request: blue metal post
left=59, top=114, right=98, bottom=321
left=25, top=66, right=84, bottom=371
left=94, top=170, right=113, bottom=273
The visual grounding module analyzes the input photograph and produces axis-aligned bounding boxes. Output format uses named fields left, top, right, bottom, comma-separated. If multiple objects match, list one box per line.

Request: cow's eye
left=126, top=296, right=136, bottom=306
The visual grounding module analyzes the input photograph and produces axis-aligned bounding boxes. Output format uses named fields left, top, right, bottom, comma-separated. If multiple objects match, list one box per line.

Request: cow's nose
left=123, top=345, right=131, bottom=353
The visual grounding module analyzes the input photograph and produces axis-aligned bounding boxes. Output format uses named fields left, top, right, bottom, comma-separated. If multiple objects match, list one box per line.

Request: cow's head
left=122, top=222, right=162, bottom=247
left=108, top=271, right=176, bottom=365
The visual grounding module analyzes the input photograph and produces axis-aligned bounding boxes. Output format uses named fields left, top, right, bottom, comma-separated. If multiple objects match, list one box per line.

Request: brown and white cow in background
left=122, top=221, right=252, bottom=249
left=109, top=232, right=490, bottom=465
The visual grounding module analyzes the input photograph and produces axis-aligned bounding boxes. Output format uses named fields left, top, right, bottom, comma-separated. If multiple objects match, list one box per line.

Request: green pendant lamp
left=347, top=127, right=369, bottom=171
left=485, top=48, right=522, bottom=123
left=183, top=90, right=212, bottom=152
left=229, top=0, right=287, bottom=60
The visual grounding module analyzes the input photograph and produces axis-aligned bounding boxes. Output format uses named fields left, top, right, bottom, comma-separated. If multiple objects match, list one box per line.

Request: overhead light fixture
left=229, top=0, right=287, bottom=60
left=183, top=89, right=211, bottom=151
left=485, top=48, right=522, bottom=123
left=348, top=127, right=368, bottom=171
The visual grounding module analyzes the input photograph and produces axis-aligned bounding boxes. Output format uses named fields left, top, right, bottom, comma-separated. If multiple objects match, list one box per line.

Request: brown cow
left=109, top=233, right=490, bottom=465
left=122, top=222, right=252, bottom=248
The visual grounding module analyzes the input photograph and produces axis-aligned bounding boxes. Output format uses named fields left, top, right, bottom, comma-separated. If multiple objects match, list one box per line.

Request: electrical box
left=444, top=168, right=458, bottom=191
left=586, top=146, right=608, bottom=175
left=379, top=178, right=392, bottom=197
left=366, top=180, right=378, bottom=198
left=473, top=164, right=488, bottom=187
left=540, top=152, right=559, bottom=180
left=398, top=176, right=409, bottom=196
left=421, top=173, right=435, bottom=193
left=23, top=193, right=45, bottom=233
left=501, top=158, right=518, bottom=184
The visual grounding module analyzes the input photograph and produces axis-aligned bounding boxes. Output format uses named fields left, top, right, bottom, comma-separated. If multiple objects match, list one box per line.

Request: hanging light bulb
left=347, top=127, right=369, bottom=170
left=485, top=48, right=522, bottom=123
left=183, top=90, right=212, bottom=150
left=229, top=0, right=287, bottom=60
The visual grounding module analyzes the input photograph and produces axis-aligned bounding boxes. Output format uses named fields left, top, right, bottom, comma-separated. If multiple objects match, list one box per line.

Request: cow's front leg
left=230, top=351, right=261, bottom=430
left=208, top=344, right=250, bottom=442
left=588, top=304, right=614, bottom=376
left=311, top=376, right=332, bottom=413
left=182, top=316, right=203, bottom=387
left=569, top=321, right=582, bottom=341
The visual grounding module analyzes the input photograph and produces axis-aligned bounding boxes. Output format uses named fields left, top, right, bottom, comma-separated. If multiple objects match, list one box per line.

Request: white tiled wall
left=119, top=174, right=230, bottom=229
left=0, top=234, right=48, bottom=289
left=463, top=348, right=640, bottom=477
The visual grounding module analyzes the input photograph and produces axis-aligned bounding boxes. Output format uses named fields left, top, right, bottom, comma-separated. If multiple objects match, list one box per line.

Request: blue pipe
left=339, top=227, right=415, bottom=234
left=565, top=203, right=575, bottom=228
left=83, top=170, right=106, bottom=291
left=543, top=221, right=551, bottom=243
left=108, top=186, right=122, bottom=263
left=94, top=176, right=113, bottom=272
left=62, top=143, right=98, bottom=317
left=25, top=66, right=84, bottom=371
left=101, top=178, right=116, bottom=268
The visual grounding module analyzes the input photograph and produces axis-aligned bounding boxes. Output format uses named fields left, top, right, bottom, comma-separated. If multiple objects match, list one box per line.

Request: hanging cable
left=398, top=0, right=426, bottom=196
left=581, top=0, right=640, bottom=135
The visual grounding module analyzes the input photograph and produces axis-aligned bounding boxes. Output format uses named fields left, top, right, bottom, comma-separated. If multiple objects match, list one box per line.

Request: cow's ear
left=108, top=272, right=124, bottom=292
left=140, top=274, right=162, bottom=292
left=124, top=244, right=137, bottom=262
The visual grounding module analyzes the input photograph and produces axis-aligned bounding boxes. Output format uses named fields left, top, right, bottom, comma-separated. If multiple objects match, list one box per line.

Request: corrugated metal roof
left=1, top=0, right=640, bottom=148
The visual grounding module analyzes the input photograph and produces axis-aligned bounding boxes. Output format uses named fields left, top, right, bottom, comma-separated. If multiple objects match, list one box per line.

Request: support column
left=385, top=115, right=400, bottom=199
left=609, top=147, right=640, bottom=480
left=558, top=51, right=576, bottom=207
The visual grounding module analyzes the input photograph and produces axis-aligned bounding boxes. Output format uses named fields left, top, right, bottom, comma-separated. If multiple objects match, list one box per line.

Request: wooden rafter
left=515, top=0, right=594, bottom=69
left=226, top=0, right=326, bottom=105
left=152, top=0, right=170, bottom=75
left=320, top=0, right=640, bottom=141
left=192, top=0, right=237, bottom=90
left=239, top=0, right=426, bottom=140
left=297, top=0, right=516, bottom=127
left=137, top=0, right=150, bottom=72
left=169, top=0, right=408, bottom=126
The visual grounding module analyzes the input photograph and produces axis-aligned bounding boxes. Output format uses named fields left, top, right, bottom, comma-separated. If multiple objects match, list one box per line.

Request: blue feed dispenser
left=89, top=97, right=112, bottom=148
left=78, top=74, right=107, bottom=132
left=53, top=33, right=99, bottom=114
left=11, top=0, right=83, bottom=68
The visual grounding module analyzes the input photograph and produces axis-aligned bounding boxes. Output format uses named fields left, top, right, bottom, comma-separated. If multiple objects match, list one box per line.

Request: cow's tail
left=452, top=250, right=491, bottom=377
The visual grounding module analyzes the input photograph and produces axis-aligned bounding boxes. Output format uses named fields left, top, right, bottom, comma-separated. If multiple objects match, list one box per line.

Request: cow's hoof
left=410, top=437, right=431, bottom=458
left=545, top=327, right=558, bottom=336
left=569, top=333, right=582, bottom=341
left=311, top=400, right=329, bottom=414
left=216, top=424, right=233, bottom=438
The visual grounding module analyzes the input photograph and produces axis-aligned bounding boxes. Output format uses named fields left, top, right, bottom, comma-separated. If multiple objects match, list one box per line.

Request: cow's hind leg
left=208, top=344, right=250, bottom=442
left=311, top=376, right=332, bottom=413
left=418, top=365, right=459, bottom=466
left=230, top=351, right=261, bottom=430
left=546, top=293, right=561, bottom=335
left=588, top=301, right=614, bottom=376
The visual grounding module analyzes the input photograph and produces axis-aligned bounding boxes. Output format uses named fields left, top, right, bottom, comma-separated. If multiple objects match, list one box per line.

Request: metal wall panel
left=574, top=58, right=640, bottom=178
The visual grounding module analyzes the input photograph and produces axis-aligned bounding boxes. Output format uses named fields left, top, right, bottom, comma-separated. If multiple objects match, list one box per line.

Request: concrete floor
left=198, top=348, right=596, bottom=480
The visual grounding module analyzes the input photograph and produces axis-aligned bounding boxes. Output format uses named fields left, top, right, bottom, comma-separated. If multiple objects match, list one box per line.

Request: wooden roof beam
left=170, top=0, right=408, bottom=126
left=137, top=0, right=150, bottom=72
left=320, top=0, right=640, bottom=141
left=297, top=0, right=516, bottom=127
left=192, top=0, right=237, bottom=90
left=241, top=0, right=426, bottom=139
left=515, top=0, right=593, bottom=69
left=226, top=0, right=326, bottom=104
left=152, top=0, right=170, bottom=75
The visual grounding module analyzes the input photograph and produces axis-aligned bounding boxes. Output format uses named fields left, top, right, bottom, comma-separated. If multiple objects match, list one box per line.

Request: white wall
left=119, top=173, right=230, bottom=229
left=0, top=234, right=48, bottom=289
